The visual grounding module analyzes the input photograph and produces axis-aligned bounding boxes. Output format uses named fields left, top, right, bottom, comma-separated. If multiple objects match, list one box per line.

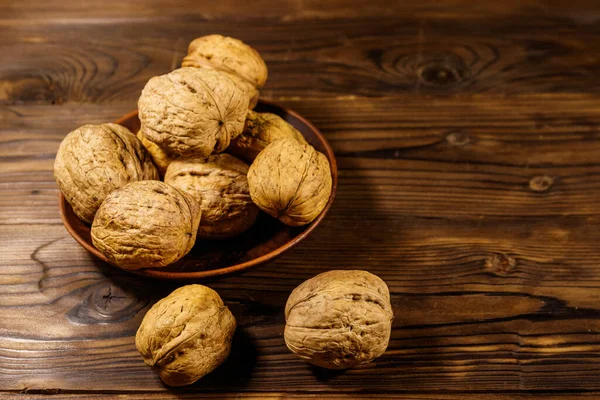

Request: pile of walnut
left=54, top=35, right=392, bottom=386
left=54, top=34, right=333, bottom=270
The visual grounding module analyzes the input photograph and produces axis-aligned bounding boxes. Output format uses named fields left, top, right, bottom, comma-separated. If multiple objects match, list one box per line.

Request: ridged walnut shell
left=182, top=34, right=267, bottom=109
left=136, top=130, right=177, bottom=177
left=91, top=181, right=200, bottom=270
left=228, top=110, right=307, bottom=163
left=164, top=154, right=259, bottom=239
left=54, top=123, right=159, bottom=224
left=138, top=67, right=249, bottom=158
left=284, top=270, right=393, bottom=370
left=247, top=138, right=332, bottom=226
left=136, top=285, right=236, bottom=386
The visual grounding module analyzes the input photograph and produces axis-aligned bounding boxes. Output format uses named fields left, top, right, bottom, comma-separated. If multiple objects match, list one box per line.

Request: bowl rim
left=58, top=99, right=338, bottom=280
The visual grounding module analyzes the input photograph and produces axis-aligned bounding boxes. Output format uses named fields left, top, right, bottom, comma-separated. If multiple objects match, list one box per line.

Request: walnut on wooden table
left=135, top=285, right=236, bottom=386
left=284, top=270, right=394, bottom=369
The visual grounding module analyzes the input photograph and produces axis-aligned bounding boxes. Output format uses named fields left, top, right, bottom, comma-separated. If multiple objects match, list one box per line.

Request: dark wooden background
left=2, top=0, right=600, bottom=398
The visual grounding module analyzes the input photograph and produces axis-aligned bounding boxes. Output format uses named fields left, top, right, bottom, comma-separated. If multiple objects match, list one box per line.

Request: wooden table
left=2, top=1, right=600, bottom=398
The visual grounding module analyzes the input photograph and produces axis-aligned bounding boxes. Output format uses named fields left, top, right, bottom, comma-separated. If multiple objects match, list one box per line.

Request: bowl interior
left=59, top=100, right=337, bottom=280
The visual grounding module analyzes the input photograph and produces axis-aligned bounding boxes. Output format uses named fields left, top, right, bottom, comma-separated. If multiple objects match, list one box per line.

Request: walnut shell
left=54, top=123, right=159, bottom=224
left=136, top=130, right=178, bottom=177
left=138, top=67, right=249, bottom=158
left=165, top=154, right=259, bottom=238
left=136, top=285, right=236, bottom=386
left=182, top=34, right=268, bottom=109
left=228, top=110, right=307, bottom=162
left=247, top=138, right=332, bottom=226
left=284, top=270, right=393, bottom=370
left=91, top=181, right=200, bottom=269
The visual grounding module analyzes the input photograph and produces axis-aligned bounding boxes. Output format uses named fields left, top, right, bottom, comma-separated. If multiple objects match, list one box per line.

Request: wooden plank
left=7, top=94, right=600, bottom=167
left=3, top=95, right=600, bottom=224
left=2, top=0, right=600, bottom=21
left=2, top=1, right=600, bottom=395
left=9, top=156, right=600, bottom=224
left=4, top=216, right=600, bottom=300
left=4, top=393, right=600, bottom=400
left=2, top=212, right=600, bottom=392
left=2, top=13, right=600, bottom=104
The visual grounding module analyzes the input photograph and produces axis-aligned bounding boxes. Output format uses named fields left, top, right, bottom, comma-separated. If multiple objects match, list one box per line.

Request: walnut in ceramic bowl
left=165, top=154, right=259, bottom=239
left=54, top=123, right=158, bottom=224
left=91, top=180, right=200, bottom=269
left=138, top=67, right=249, bottom=159
left=248, top=138, right=332, bottom=226
left=228, top=110, right=307, bottom=163
left=182, top=34, right=268, bottom=109
left=136, top=130, right=178, bottom=177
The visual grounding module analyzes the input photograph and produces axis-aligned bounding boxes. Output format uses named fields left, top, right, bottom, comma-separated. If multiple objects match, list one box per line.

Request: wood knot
left=67, top=282, right=148, bottom=324
left=529, top=175, right=554, bottom=192
left=418, top=57, right=469, bottom=87
left=446, top=131, right=470, bottom=146
left=485, top=254, right=516, bottom=276
left=2, top=74, right=64, bottom=104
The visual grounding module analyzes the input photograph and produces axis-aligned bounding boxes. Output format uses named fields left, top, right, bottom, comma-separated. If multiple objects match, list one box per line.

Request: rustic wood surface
left=2, top=0, right=600, bottom=398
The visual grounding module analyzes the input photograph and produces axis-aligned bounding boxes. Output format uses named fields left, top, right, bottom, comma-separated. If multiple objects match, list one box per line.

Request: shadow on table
left=310, top=365, right=346, bottom=382
left=155, top=326, right=258, bottom=394
left=192, top=326, right=258, bottom=390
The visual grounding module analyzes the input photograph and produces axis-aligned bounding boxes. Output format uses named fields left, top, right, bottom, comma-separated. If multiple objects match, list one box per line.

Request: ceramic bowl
left=59, top=100, right=337, bottom=280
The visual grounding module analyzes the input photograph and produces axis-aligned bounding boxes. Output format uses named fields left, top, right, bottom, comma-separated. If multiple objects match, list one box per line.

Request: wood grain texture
left=2, top=94, right=600, bottom=394
left=5, top=394, right=600, bottom=400
left=3, top=0, right=600, bottom=398
left=2, top=0, right=600, bottom=21
left=3, top=95, right=600, bottom=225
left=2, top=11, right=600, bottom=104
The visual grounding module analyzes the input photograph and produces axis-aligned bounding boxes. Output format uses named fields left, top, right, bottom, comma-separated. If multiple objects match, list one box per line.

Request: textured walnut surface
left=54, top=123, right=158, bottom=224
left=165, top=154, right=259, bottom=238
left=228, top=110, right=307, bottom=162
left=138, top=67, right=249, bottom=158
left=248, top=138, right=332, bottom=226
left=284, top=270, right=393, bottom=370
left=91, top=180, right=200, bottom=269
left=135, top=285, right=236, bottom=387
left=182, top=34, right=268, bottom=108
left=136, top=130, right=178, bottom=176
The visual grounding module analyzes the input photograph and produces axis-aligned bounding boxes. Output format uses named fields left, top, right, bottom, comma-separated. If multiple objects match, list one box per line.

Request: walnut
left=228, top=110, right=307, bottom=163
left=136, top=130, right=177, bottom=176
left=136, top=285, right=236, bottom=386
left=91, top=180, right=201, bottom=269
left=182, top=34, right=268, bottom=109
left=54, top=123, right=158, bottom=224
left=138, top=67, right=249, bottom=159
left=284, top=270, right=393, bottom=369
left=165, top=154, right=259, bottom=239
left=247, top=138, right=332, bottom=226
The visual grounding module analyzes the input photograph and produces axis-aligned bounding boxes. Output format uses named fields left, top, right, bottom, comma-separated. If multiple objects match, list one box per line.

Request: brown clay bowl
left=59, top=100, right=337, bottom=280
